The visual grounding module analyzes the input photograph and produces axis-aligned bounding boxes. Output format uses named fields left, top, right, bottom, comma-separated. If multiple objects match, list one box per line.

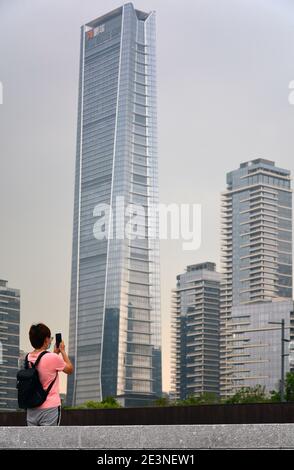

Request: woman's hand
left=54, top=341, right=65, bottom=354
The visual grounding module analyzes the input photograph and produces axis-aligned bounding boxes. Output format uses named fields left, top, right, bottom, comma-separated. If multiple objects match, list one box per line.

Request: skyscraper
left=171, top=262, right=221, bottom=400
left=67, top=4, right=162, bottom=407
left=0, top=279, right=20, bottom=410
left=228, top=298, right=294, bottom=394
left=220, top=159, right=293, bottom=396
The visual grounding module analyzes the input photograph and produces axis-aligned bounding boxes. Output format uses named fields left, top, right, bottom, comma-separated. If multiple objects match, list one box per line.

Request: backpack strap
left=34, top=350, right=58, bottom=395
left=26, top=352, right=45, bottom=369
left=24, top=354, right=30, bottom=369
left=33, top=350, right=48, bottom=368
left=45, top=373, right=58, bottom=395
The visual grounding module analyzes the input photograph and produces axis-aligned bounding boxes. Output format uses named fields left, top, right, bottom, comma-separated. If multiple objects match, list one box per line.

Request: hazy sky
left=0, top=0, right=294, bottom=393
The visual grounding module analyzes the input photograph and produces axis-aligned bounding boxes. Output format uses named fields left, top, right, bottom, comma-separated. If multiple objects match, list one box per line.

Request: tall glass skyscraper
left=220, top=159, right=292, bottom=396
left=67, top=4, right=162, bottom=407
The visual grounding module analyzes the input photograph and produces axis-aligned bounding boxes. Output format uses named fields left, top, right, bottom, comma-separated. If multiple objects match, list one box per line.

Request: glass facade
left=220, top=159, right=293, bottom=396
left=67, top=4, right=162, bottom=407
left=171, top=263, right=221, bottom=400
left=230, top=300, right=294, bottom=393
left=0, top=279, right=20, bottom=410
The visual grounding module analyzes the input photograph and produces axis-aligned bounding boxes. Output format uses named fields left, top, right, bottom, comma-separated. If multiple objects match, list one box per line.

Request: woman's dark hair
left=29, top=323, right=51, bottom=349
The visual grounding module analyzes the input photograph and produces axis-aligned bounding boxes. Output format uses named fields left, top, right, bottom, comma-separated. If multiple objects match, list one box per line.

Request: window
left=134, top=114, right=147, bottom=126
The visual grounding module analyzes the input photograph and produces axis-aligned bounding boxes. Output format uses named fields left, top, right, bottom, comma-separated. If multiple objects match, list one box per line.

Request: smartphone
left=55, top=333, right=62, bottom=348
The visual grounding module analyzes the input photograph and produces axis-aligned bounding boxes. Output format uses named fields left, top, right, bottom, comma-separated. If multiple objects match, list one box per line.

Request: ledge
left=0, top=424, right=294, bottom=449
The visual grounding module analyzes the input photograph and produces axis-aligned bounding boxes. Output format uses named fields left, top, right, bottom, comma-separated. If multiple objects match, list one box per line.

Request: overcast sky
left=0, top=0, right=294, bottom=393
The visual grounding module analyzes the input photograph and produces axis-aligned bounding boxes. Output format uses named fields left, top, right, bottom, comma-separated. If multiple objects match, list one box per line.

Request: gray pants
left=27, top=406, right=61, bottom=426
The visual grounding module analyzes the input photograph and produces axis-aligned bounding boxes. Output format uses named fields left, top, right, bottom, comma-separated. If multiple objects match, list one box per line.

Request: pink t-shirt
left=27, top=351, right=66, bottom=409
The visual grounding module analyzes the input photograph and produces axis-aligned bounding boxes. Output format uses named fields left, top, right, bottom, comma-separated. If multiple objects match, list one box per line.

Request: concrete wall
left=0, top=424, right=294, bottom=449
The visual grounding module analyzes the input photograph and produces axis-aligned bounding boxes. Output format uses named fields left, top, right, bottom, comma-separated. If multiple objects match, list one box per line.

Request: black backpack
left=16, top=351, right=57, bottom=409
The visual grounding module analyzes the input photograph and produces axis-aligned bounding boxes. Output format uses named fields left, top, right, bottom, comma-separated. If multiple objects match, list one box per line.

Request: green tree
left=285, top=372, right=294, bottom=402
left=154, top=396, right=171, bottom=407
left=175, top=392, right=219, bottom=406
left=84, top=397, right=122, bottom=409
left=224, top=385, right=269, bottom=404
left=64, top=396, right=122, bottom=410
left=269, top=389, right=281, bottom=402
left=270, top=372, right=294, bottom=402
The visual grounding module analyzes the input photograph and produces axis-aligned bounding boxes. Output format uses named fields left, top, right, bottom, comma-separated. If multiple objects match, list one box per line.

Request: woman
left=26, top=323, right=73, bottom=426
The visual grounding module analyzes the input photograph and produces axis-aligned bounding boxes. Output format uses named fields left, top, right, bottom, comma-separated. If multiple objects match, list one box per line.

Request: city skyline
left=1, top=0, right=294, bottom=394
